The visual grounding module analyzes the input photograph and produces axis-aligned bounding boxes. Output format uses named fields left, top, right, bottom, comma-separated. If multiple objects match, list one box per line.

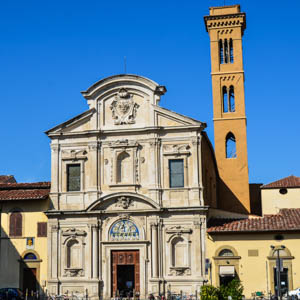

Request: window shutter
left=42, top=223, right=47, bottom=237
left=9, top=213, right=16, bottom=236
left=37, top=223, right=41, bottom=237
left=10, top=212, right=22, bottom=237
left=15, top=213, right=22, bottom=237
left=37, top=222, right=47, bottom=237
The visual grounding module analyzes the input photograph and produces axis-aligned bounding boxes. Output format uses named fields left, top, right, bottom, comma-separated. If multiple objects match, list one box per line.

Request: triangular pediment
left=45, top=108, right=95, bottom=136
left=154, top=106, right=203, bottom=127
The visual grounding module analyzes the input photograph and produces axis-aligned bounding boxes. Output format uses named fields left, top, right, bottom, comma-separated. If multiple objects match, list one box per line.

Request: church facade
left=44, top=4, right=256, bottom=299
left=45, top=74, right=218, bottom=298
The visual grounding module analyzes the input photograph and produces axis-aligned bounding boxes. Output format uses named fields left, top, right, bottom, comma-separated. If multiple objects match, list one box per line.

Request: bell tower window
left=219, top=40, right=224, bottom=64
left=229, top=38, right=234, bottom=63
left=226, top=132, right=237, bottom=158
left=224, top=39, right=229, bottom=63
left=229, top=85, right=235, bottom=112
left=222, top=86, right=228, bottom=113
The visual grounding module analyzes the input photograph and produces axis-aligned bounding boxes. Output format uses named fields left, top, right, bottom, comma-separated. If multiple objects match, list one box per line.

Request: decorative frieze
left=64, top=268, right=84, bottom=277
left=62, top=228, right=87, bottom=238
left=61, top=149, right=87, bottom=160
left=169, top=267, right=191, bottom=276
left=163, top=144, right=190, bottom=156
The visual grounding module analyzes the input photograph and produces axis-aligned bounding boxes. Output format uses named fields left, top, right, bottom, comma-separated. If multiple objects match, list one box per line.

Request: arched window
left=226, top=133, right=237, bottom=158
left=219, top=39, right=224, bottom=64
left=219, top=249, right=234, bottom=257
left=9, top=211, right=22, bottom=237
left=229, top=38, right=234, bottom=63
left=24, top=253, right=37, bottom=260
left=222, top=86, right=228, bottom=113
left=171, top=236, right=188, bottom=267
left=116, top=151, right=131, bottom=183
left=67, top=239, right=80, bottom=268
left=224, top=39, right=229, bottom=63
left=229, top=85, right=235, bottom=112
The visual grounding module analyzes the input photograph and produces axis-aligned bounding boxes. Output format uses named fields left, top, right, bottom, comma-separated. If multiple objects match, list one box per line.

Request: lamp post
left=270, top=245, right=285, bottom=300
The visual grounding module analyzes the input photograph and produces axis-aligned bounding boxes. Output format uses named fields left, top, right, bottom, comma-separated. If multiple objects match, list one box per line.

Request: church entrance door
left=111, top=250, right=140, bottom=297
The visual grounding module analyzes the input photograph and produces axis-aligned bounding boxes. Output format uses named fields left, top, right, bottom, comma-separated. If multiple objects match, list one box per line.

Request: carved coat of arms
left=110, top=88, right=139, bottom=125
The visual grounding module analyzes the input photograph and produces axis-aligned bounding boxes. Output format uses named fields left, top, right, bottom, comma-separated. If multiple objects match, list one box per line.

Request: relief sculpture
left=110, top=88, right=139, bottom=125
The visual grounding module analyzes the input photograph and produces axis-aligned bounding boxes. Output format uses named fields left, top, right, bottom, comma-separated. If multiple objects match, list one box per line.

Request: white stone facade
left=46, top=74, right=211, bottom=299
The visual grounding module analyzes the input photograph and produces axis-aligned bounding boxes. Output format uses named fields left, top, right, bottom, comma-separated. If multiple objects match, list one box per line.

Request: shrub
left=219, top=279, right=244, bottom=300
left=200, top=285, right=219, bottom=300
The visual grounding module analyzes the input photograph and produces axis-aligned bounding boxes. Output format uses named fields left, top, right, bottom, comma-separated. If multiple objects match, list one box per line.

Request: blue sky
left=0, top=0, right=299, bottom=184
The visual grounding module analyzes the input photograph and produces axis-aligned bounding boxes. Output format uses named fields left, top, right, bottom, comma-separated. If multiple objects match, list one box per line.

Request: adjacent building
left=0, top=177, right=50, bottom=294
left=261, top=175, right=300, bottom=215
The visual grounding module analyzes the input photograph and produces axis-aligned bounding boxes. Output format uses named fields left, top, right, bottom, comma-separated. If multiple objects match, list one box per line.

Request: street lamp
left=270, top=245, right=285, bottom=300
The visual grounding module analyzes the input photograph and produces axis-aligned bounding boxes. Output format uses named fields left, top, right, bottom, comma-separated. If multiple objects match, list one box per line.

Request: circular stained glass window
left=110, top=220, right=139, bottom=241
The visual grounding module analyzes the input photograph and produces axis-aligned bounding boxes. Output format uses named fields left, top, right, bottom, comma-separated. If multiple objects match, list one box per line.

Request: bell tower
left=204, top=5, right=250, bottom=213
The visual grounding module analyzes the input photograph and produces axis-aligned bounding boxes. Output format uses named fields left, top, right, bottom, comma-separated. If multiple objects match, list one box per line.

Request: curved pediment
left=87, top=192, right=161, bottom=212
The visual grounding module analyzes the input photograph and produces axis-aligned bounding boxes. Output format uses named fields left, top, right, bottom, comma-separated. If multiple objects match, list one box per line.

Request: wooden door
left=111, top=250, right=140, bottom=296
left=23, top=268, right=37, bottom=293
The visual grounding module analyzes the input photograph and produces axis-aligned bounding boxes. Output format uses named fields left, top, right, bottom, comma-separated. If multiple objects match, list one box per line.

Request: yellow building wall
left=0, top=199, right=49, bottom=291
left=261, top=188, right=300, bottom=215
left=206, top=232, right=300, bottom=298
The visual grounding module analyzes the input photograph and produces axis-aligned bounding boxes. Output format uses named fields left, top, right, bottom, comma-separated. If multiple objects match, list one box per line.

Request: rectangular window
left=169, top=159, right=184, bottom=188
left=37, top=222, right=47, bottom=237
left=67, top=164, right=81, bottom=191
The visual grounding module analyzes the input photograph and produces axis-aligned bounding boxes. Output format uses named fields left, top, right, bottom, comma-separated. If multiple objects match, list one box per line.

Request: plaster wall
left=261, top=188, right=300, bottom=215
left=206, top=232, right=300, bottom=298
left=0, top=199, right=49, bottom=291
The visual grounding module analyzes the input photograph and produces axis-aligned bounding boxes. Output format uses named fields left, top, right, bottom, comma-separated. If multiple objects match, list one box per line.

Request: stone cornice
left=204, top=13, right=246, bottom=34
left=45, top=205, right=208, bottom=216
left=47, top=124, right=204, bottom=138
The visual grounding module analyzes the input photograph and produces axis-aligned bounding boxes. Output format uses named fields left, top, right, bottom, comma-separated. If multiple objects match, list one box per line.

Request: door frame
left=102, top=242, right=148, bottom=299
left=111, top=250, right=140, bottom=296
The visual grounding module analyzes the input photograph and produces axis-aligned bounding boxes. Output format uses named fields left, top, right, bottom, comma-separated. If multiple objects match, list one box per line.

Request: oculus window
left=67, top=164, right=81, bottom=191
left=169, top=159, right=184, bottom=188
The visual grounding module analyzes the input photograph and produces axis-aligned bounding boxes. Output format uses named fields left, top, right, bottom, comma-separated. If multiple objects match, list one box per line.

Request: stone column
left=148, top=139, right=160, bottom=202
left=88, top=142, right=100, bottom=192
left=200, top=217, right=206, bottom=277
left=151, top=223, right=158, bottom=278
left=92, top=224, right=98, bottom=278
left=98, top=220, right=102, bottom=281
left=51, top=225, right=59, bottom=279
left=50, top=144, right=60, bottom=209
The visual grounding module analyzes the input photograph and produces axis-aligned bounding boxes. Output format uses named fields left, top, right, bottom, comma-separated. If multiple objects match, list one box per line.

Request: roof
left=262, top=175, right=300, bottom=189
left=0, top=175, right=16, bottom=184
left=0, top=181, right=50, bottom=201
left=207, top=208, right=300, bottom=233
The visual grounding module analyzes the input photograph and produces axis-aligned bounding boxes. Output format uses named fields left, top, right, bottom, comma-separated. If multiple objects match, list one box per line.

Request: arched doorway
left=20, top=251, right=41, bottom=294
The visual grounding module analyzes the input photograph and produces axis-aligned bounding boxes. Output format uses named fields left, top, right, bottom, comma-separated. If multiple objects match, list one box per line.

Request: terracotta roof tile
left=207, top=208, right=300, bottom=233
left=262, top=175, right=300, bottom=189
left=0, top=181, right=50, bottom=201
left=0, top=175, right=16, bottom=184
left=0, top=181, right=50, bottom=189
